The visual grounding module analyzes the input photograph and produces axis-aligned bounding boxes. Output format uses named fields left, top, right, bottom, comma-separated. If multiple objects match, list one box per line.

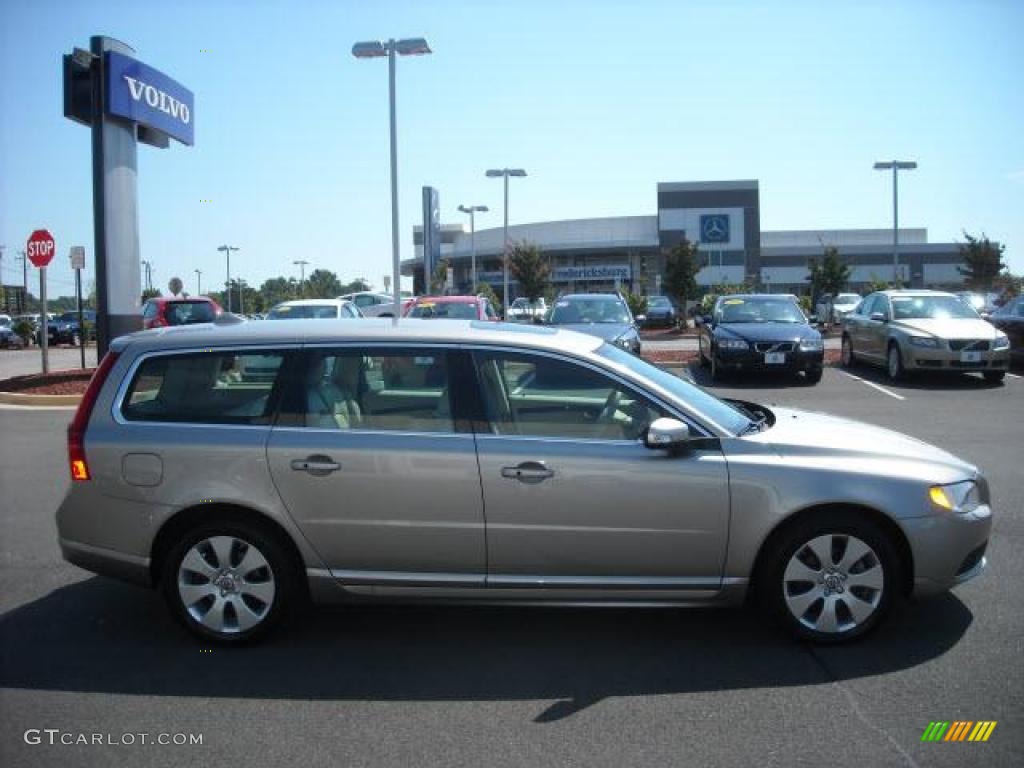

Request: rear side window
left=166, top=301, right=216, bottom=325
left=296, top=349, right=454, bottom=433
left=122, top=351, right=286, bottom=424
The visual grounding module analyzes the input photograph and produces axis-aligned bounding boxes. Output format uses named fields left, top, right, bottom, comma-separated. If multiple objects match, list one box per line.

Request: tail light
left=68, top=351, right=119, bottom=482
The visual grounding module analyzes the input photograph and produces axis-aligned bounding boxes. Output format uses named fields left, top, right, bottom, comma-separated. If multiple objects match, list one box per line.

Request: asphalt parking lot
left=1, top=365, right=1021, bottom=768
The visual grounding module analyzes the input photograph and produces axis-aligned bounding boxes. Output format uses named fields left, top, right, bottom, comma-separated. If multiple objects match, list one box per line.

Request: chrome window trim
left=112, top=343, right=299, bottom=428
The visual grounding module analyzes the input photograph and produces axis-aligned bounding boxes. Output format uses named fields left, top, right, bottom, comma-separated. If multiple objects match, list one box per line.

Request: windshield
left=834, top=294, right=860, bottom=306
left=267, top=304, right=338, bottom=319
left=717, top=298, right=806, bottom=324
left=596, top=343, right=752, bottom=435
left=408, top=301, right=479, bottom=319
left=550, top=297, right=632, bottom=324
left=510, top=299, right=529, bottom=309
left=648, top=297, right=672, bottom=308
left=892, top=296, right=980, bottom=320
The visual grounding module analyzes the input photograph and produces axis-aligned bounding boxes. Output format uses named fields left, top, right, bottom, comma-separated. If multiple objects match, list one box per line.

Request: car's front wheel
left=162, top=518, right=298, bottom=644
left=887, top=342, right=905, bottom=381
left=983, top=371, right=1005, bottom=384
left=762, top=513, right=897, bottom=643
left=840, top=334, right=855, bottom=367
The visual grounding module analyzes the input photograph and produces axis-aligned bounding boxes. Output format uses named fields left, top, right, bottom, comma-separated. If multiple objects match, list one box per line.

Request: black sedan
left=545, top=293, right=642, bottom=355
left=39, top=310, right=96, bottom=346
left=698, top=294, right=823, bottom=384
left=985, top=295, right=1024, bottom=365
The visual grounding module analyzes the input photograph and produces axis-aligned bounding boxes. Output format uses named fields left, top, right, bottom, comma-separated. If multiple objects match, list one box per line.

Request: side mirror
left=644, top=418, right=691, bottom=451
left=807, top=314, right=819, bottom=324
left=869, top=312, right=887, bottom=323
left=635, top=314, right=646, bottom=325
left=702, top=315, right=714, bottom=326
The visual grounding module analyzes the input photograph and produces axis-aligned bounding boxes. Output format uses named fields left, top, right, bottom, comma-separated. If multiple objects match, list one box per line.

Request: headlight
left=929, top=480, right=982, bottom=514
left=799, top=338, right=823, bottom=351
left=908, top=336, right=939, bottom=348
left=993, top=334, right=1010, bottom=350
left=718, top=338, right=748, bottom=350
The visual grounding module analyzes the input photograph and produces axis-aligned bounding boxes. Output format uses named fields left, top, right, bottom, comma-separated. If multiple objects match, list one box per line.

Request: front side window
left=122, top=351, right=285, bottom=424
left=474, top=351, right=666, bottom=441
left=299, top=349, right=454, bottom=433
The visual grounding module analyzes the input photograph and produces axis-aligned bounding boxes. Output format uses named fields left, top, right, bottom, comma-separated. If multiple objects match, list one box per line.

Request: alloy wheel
left=177, top=535, right=276, bottom=635
left=782, top=533, right=884, bottom=635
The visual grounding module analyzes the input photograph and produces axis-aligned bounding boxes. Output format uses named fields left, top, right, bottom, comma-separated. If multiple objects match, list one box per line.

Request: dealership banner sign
left=552, top=265, right=631, bottom=282
left=105, top=51, right=194, bottom=145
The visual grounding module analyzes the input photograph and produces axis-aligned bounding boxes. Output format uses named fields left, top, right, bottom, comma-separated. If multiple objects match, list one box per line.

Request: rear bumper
left=901, top=504, right=992, bottom=597
left=60, top=538, right=152, bottom=587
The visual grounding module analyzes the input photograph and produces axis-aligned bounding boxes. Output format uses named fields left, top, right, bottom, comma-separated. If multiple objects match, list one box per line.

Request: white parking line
left=835, top=370, right=906, bottom=401
left=1007, top=372, right=1022, bottom=380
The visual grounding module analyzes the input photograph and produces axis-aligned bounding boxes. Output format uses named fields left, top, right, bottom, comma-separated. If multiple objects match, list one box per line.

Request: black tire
left=803, top=368, right=823, bottom=385
left=710, top=348, right=723, bottom=382
left=886, top=342, right=904, bottom=381
left=840, top=334, right=855, bottom=368
left=161, top=516, right=299, bottom=644
left=983, top=371, right=1005, bottom=384
left=698, top=337, right=709, bottom=368
left=760, top=510, right=899, bottom=643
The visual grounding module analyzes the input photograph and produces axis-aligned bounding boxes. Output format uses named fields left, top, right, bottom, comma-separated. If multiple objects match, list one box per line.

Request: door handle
left=501, top=461, right=555, bottom=483
left=291, top=455, right=342, bottom=476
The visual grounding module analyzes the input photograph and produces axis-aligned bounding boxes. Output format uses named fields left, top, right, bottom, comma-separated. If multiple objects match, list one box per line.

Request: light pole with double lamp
left=485, top=168, right=527, bottom=312
left=873, top=160, right=917, bottom=287
left=457, top=204, right=488, bottom=291
left=217, top=245, right=240, bottom=312
left=352, top=37, right=432, bottom=320
left=293, top=259, right=309, bottom=298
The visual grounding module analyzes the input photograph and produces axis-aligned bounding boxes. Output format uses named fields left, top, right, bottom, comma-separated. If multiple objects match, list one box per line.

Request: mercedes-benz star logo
left=703, top=216, right=727, bottom=241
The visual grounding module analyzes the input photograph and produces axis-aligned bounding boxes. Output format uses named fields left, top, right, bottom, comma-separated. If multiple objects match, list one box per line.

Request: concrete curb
left=0, top=391, right=82, bottom=406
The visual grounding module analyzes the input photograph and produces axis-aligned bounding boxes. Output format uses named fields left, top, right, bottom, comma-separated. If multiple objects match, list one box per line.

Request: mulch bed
left=0, top=369, right=95, bottom=396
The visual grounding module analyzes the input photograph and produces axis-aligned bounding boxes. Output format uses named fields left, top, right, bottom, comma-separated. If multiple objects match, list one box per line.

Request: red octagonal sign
left=27, top=229, right=56, bottom=268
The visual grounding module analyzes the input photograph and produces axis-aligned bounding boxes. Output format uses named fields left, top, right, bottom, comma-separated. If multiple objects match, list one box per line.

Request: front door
left=267, top=347, right=485, bottom=585
left=471, top=349, right=730, bottom=588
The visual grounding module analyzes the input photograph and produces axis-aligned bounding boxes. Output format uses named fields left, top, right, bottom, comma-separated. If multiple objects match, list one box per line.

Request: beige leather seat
left=306, top=357, right=363, bottom=429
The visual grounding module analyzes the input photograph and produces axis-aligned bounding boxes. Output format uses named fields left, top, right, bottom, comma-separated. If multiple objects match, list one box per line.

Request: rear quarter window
left=121, top=351, right=287, bottom=425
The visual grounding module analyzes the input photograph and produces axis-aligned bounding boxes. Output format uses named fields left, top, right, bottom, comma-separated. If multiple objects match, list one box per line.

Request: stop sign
left=27, top=229, right=56, bottom=268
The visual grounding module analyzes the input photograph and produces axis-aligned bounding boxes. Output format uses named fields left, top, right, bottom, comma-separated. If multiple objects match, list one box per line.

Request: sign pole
left=40, top=267, right=49, bottom=375
left=76, top=269, right=85, bottom=368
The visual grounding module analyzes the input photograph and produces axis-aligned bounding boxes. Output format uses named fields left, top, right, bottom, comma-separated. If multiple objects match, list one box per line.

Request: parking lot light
left=873, top=160, right=917, bottom=286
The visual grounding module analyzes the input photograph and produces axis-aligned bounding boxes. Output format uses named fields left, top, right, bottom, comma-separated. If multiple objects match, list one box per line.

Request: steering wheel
left=596, top=389, right=623, bottom=426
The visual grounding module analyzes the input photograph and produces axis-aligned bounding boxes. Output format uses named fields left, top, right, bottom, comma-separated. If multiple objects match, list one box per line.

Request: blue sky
left=2, top=0, right=1022, bottom=299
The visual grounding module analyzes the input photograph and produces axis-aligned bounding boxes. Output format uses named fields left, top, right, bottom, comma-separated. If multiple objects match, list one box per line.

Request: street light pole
left=486, top=168, right=527, bottom=312
left=352, top=36, right=432, bottom=322
left=873, top=160, right=917, bottom=287
left=217, top=245, right=240, bottom=312
left=293, top=260, right=309, bottom=297
left=194, top=269, right=202, bottom=296
left=458, top=204, right=488, bottom=290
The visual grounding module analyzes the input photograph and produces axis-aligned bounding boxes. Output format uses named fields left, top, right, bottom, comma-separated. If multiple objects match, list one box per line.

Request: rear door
left=266, top=346, right=486, bottom=585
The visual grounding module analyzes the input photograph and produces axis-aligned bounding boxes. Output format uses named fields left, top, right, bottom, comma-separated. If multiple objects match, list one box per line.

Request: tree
left=663, top=238, right=700, bottom=327
left=623, top=289, right=648, bottom=318
left=509, top=241, right=551, bottom=303
left=806, top=246, right=851, bottom=300
left=430, top=258, right=451, bottom=294
left=957, top=232, right=1007, bottom=291
left=141, top=288, right=161, bottom=302
left=304, top=268, right=343, bottom=298
left=259, top=276, right=299, bottom=307
left=339, top=277, right=371, bottom=295
left=474, top=281, right=501, bottom=314
left=865, top=274, right=890, bottom=294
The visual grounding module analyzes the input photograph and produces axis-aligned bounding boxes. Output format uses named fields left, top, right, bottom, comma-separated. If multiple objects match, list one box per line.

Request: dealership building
left=407, top=180, right=972, bottom=298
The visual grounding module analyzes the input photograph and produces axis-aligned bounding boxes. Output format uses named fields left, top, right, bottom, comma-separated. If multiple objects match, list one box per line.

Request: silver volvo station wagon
left=56, top=317, right=992, bottom=644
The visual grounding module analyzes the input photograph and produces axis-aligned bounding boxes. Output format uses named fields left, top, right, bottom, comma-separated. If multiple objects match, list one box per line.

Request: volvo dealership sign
left=105, top=51, right=194, bottom=146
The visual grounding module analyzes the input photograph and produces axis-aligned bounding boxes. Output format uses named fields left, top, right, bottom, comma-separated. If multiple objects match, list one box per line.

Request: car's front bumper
left=901, top=344, right=1010, bottom=373
left=715, top=346, right=824, bottom=373
left=901, top=504, right=992, bottom=596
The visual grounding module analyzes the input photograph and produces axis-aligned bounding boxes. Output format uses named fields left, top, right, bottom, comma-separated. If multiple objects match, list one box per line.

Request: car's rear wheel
left=840, top=334, right=854, bottom=367
left=886, top=342, right=904, bottom=381
left=762, top=513, right=897, bottom=643
left=162, top=518, right=297, bottom=644
left=983, top=371, right=1005, bottom=384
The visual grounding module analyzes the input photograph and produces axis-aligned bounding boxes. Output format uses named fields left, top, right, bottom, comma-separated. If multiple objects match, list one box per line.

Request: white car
left=817, top=293, right=861, bottom=324
left=266, top=299, right=363, bottom=320
left=337, top=291, right=413, bottom=318
left=506, top=297, right=548, bottom=322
